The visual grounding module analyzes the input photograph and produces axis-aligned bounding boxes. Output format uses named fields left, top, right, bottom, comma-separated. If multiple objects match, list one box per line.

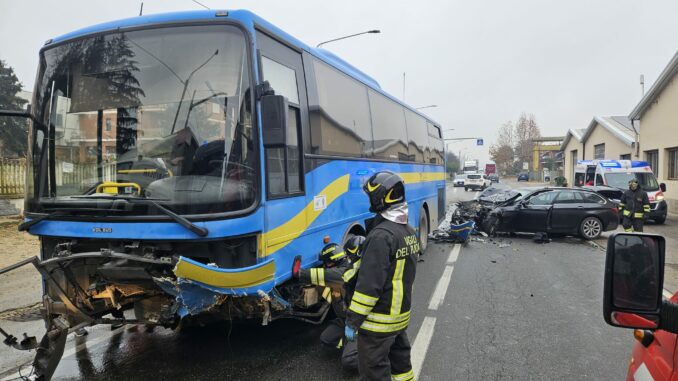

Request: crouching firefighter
left=293, top=237, right=366, bottom=372
left=620, top=178, right=650, bottom=232
left=345, top=171, right=420, bottom=381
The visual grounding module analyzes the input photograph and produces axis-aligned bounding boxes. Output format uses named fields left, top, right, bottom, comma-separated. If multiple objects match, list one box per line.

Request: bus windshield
left=604, top=172, right=660, bottom=192
left=28, top=25, right=256, bottom=216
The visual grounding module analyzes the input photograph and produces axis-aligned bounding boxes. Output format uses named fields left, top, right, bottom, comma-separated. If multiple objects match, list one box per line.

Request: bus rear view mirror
left=261, top=94, right=288, bottom=147
left=603, top=233, right=665, bottom=329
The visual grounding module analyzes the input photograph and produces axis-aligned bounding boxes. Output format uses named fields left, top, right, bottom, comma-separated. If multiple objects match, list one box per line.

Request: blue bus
left=0, top=9, right=445, bottom=374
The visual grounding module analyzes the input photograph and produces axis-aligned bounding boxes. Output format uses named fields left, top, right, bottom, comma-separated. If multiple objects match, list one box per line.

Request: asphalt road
left=0, top=180, right=634, bottom=380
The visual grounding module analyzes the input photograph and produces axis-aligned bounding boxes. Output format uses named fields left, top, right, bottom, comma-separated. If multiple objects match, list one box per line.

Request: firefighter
left=619, top=178, right=651, bottom=232
left=296, top=242, right=350, bottom=312
left=292, top=238, right=365, bottom=372
left=319, top=236, right=367, bottom=372
left=345, top=171, right=419, bottom=381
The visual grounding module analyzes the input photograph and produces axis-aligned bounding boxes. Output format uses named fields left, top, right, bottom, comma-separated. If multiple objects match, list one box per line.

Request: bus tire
left=419, top=205, right=429, bottom=253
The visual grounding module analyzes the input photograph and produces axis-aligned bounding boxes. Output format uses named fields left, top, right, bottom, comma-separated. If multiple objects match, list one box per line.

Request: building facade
left=629, top=51, right=678, bottom=214
left=560, top=116, right=634, bottom=186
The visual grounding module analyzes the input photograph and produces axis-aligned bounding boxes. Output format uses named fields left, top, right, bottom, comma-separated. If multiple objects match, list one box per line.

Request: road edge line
left=411, top=316, right=436, bottom=380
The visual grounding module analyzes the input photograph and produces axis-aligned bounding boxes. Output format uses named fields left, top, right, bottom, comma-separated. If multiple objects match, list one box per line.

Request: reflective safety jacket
left=299, top=258, right=351, bottom=317
left=346, top=215, right=419, bottom=336
left=620, top=188, right=650, bottom=219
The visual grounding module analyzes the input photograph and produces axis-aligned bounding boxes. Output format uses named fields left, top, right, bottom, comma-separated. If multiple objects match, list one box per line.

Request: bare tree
left=514, top=113, right=541, bottom=170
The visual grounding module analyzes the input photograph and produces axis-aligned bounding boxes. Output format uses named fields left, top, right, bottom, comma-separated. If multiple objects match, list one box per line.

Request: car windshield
left=27, top=25, right=255, bottom=216
left=604, top=172, right=659, bottom=192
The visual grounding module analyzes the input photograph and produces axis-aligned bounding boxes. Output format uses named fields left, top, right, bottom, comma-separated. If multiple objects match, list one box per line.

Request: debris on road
left=430, top=220, right=476, bottom=244
left=533, top=232, right=551, bottom=244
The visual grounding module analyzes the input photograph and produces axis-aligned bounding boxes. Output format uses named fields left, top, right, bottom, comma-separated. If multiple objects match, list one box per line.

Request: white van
left=574, top=160, right=667, bottom=223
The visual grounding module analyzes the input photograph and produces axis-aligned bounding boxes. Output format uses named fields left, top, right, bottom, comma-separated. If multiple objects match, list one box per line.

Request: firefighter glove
left=345, top=325, right=357, bottom=341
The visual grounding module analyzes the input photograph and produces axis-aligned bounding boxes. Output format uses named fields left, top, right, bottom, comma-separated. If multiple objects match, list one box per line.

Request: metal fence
left=0, top=158, right=26, bottom=198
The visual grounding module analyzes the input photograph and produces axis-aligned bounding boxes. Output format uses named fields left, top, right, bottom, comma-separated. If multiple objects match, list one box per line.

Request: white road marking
left=429, top=265, right=454, bottom=311
left=411, top=316, right=436, bottom=381
left=447, top=244, right=461, bottom=264
left=663, top=289, right=673, bottom=300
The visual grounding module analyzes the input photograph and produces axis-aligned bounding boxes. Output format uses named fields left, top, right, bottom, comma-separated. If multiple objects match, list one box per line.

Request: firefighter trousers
left=622, top=216, right=644, bottom=232
left=357, top=330, right=413, bottom=381
left=319, top=319, right=358, bottom=372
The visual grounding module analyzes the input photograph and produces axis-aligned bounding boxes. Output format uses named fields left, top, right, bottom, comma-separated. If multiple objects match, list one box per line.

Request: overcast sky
left=1, top=0, right=677, bottom=163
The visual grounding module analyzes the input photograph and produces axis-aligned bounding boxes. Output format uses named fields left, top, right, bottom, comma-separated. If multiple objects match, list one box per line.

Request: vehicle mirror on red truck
left=603, top=233, right=665, bottom=329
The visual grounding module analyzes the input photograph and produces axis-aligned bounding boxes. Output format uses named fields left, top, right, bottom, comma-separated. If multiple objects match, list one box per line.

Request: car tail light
left=611, top=207, right=619, bottom=214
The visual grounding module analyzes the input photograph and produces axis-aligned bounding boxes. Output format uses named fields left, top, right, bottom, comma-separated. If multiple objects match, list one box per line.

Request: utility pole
left=402, top=72, right=406, bottom=101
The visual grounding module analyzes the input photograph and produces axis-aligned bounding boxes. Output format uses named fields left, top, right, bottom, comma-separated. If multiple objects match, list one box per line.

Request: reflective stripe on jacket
left=620, top=188, right=650, bottom=219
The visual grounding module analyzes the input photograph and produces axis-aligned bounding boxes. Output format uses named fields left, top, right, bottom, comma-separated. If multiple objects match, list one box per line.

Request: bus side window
left=261, top=55, right=304, bottom=197
left=595, top=174, right=604, bottom=186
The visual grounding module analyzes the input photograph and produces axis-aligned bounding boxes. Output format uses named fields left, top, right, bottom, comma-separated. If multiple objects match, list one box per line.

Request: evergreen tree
left=0, top=60, right=28, bottom=157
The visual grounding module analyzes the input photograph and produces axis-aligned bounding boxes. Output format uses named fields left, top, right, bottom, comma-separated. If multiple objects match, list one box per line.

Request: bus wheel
left=419, top=206, right=429, bottom=252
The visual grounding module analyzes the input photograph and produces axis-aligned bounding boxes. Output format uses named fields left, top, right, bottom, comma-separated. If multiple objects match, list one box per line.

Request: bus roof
left=47, top=9, right=440, bottom=126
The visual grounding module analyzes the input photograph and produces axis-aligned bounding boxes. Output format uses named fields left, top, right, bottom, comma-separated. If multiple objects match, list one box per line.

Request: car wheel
left=464, top=187, right=468, bottom=192
left=654, top=215, right=667, bottom=224
left=579, top=217, right=602, bottom=240
left=418, top=206, right=429, bottom=253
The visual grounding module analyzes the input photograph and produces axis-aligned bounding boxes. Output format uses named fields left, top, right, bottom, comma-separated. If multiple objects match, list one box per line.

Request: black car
left=486, top=188, right=619, bottom=239
left=488, top=174, right=499, bottom=183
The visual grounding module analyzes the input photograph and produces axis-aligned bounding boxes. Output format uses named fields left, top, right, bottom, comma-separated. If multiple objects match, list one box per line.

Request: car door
left=515, top=190, right=556, bottom=232
left=550, top=190, right=584, bottom=233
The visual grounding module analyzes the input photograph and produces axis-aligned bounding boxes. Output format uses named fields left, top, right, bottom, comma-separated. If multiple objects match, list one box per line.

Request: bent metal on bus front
left=0, top=9, right=446, bottom=379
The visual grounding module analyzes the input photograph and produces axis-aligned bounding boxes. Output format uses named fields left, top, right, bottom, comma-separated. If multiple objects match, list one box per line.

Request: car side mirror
left=660, top=183, right=667, bottom=193
left=261, top=94, right=288, bottom=147
left=603, top=233, right=665, bottom=329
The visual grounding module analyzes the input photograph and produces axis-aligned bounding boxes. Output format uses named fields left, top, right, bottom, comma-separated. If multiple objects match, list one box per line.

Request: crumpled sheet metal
left=155, top=257, right=277, bottom=317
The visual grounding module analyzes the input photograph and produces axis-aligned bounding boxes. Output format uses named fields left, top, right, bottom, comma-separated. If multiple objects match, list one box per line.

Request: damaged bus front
left=0, top=11, right=337, bottom=379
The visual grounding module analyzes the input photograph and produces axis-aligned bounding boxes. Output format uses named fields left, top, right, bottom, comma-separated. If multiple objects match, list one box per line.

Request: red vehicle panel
left=626, top=293, right=678, bottom=381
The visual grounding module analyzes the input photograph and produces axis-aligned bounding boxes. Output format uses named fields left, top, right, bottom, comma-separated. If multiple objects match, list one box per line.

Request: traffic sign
left=476, top=139, right=484, bottom=146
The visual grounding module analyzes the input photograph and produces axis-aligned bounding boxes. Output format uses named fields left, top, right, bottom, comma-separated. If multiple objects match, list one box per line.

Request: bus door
left=256, top=32, right=311, bottom=259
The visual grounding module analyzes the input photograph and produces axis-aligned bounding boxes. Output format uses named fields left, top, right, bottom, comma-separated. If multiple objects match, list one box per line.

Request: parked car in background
left=486, top=188, right=619, bottom=239
left=453, top=174, right=467, bottom=187
left=488, top=174, right=499, bottom=183
left=517, top=173, right=529, bottom=182
left=465, top=174, right=491, bottom=191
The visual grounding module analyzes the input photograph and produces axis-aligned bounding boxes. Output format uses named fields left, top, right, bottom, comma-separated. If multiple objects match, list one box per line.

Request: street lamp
left=415, top=105, right=437, bottom=110
left=316, top=30, right=381, bottom=48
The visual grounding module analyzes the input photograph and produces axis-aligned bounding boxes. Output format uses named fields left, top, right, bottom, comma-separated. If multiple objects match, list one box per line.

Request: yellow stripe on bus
left=262, top=174, right=350, bottom=256
left=261, top=171, right=444, bottom=257
left=174, top=258, right=275, bottom=288
left=398, top=172, right=445, bottom=184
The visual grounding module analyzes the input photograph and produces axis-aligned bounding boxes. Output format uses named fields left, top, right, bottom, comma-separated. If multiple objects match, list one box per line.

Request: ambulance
left=574, top=160, right=667, bottom=224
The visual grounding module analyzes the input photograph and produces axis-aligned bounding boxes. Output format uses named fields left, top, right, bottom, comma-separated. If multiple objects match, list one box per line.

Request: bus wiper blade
left=141, top=200, right=209, bottom=238
left=18, top=210, right=71, bottom=231
left=72, top=195, right=208, bottom=237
